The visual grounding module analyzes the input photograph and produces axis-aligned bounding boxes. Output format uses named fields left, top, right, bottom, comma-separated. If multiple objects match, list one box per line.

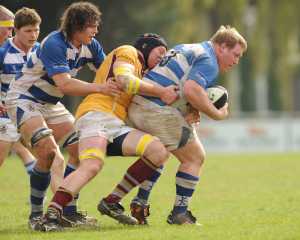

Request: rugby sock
left=105, top=157, right=160, bottom=204
left=30, top=168, right=51, bottom=217
left=24, top=160, right=36, bottom=175
left=49, top=187, right=73, bottom=214
left=132, top=166, right=164, bottom=205
left=63, top=163, right=79, bottom=215
left=172, top=171, right=199, bottom=215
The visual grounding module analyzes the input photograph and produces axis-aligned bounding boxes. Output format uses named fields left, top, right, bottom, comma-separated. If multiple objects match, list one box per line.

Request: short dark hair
left=60, top=2, right=101, bottom=40
left=14, top=7, right=41, bottom=29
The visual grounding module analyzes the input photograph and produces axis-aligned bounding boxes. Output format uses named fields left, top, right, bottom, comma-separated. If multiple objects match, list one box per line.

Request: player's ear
left=219, top=43, right=227, bottom=53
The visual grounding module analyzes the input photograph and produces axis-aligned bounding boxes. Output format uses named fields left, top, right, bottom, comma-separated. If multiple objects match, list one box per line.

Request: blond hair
left=211, top=25, right=247, bottom=51
left=0, top=5, right=14, bottom=21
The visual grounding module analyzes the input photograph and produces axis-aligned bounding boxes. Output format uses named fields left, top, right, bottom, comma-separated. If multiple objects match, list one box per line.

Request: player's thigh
left=129, top=102, right=193, bottom=151
left=19, top=115, right=49, bottom=146
left=44, top=102, right=75, bottom=145
left=48, top=120, right=74, bottom=143
left=121, top=129, right=160, bottom=156
left=78, top=136, right=108, bottom=173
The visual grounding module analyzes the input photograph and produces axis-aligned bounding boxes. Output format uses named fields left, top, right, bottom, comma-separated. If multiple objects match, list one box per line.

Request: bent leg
left=0, top=140, right=12, bottom=167
left=20, top=116, right=63, bottom=219
left=104, top=129, right=169, bottom=203
left=12, top=141, right=36, bottom=174
left=167, top=138, right=205, bottom=224
left=48, top=135, right=107, bottom=215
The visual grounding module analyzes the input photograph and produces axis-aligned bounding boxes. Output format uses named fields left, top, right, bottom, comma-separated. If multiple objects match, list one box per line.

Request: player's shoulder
left=0, top=39, right=14, bottom=61
left=114, top=45, right=138, bottom=61
left=40, top=31, right=66, bottom=50
left=189, top=42, right=217, bottom=67
left=115, top=45, right=137, bottom=55
left=87, top=37, right=103, bottom=52
left=0, top=39, right=13, bottom=53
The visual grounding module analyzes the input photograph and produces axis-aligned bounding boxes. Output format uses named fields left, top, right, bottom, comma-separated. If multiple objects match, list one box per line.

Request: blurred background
left=2, top=0, right=300, bottom=152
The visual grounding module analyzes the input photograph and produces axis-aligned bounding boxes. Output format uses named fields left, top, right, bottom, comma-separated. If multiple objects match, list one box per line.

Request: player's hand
left=108, top=77, right=124, bottom=90
left=160, top=85, right=179, bottom=105
left=185, top=107, right=201, bottom=125
left=98, top=79, right=122, bottom=97
left=0, top=104, right=7, bottom=117
left=216, top=102, right=229, bottom=120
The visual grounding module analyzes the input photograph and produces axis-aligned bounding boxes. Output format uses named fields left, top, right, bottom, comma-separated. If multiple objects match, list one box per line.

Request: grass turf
left=0, top=153, right=299, bottom=240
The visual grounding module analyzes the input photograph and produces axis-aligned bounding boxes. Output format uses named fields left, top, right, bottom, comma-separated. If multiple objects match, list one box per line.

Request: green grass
left=0, top=153, right=299, bottom=240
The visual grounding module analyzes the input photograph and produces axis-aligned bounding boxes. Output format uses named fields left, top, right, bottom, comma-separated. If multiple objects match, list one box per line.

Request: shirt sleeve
left=115, top=46, right=137, bottom=66
left=87, top=38, right=106, bottom=69
left=0, top=48, right=4, bottom=73
left=39, top=39, right=70, bottom=77
left=188, top=54, right=217, bottom=89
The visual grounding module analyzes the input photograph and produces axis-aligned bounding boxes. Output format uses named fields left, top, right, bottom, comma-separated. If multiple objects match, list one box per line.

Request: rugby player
left=5, top=2, right=119, bottom=230
left=39, top=33, right=178, bottom=231
left=121, top=25, right=247, bottom=225
left=0, top=7, right=38, bottom=175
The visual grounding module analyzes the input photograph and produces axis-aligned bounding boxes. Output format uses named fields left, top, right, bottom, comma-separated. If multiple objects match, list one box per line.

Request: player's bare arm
left=184, top=79, right=228, bottom=120
left=52, top=72, right=122, bottom=97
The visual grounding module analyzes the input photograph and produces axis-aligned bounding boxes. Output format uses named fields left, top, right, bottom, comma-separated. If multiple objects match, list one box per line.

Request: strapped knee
left=135, top=134, right=156, bottom=156
left=31, top=127, right=53, bottom=147
left=58, top=130, right=79, bottom=148
left=79, top=148, right=105, bottom=162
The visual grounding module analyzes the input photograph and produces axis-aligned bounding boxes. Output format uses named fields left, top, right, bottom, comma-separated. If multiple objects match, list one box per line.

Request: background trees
left=3, top=0, right=300, bottom=114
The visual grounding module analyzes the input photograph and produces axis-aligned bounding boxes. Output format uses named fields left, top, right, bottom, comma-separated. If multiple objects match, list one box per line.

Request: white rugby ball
left=206, top=85, right=228, bottom=109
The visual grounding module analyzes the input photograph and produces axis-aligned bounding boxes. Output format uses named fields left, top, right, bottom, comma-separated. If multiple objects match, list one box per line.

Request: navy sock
left=30, top=168, right=51, bottom=217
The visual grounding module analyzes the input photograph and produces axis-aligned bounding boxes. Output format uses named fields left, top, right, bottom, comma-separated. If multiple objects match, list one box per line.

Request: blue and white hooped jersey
left=140, top=41, right=219, bottom=111
left=0, top=39, right=39, bottom=118
left=7, top=31, right=105, bottom=105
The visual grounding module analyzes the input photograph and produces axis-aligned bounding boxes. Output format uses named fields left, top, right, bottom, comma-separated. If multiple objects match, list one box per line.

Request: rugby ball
left=206, top=85, right=228, bottom=109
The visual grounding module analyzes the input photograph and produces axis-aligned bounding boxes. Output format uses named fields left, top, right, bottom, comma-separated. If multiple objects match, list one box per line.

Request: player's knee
left=192, top=147, right=206, bottom=167
left=79, top=147, right=105, bottom=176
left=144, top=140, right=169, bottom=166
left=31, top=127, right=53, bottom=148
left=81, top=159, right=104, bottom=178
left=59, top=130, right=79, bottom=149
left=37, top=143, right=59, bottom=169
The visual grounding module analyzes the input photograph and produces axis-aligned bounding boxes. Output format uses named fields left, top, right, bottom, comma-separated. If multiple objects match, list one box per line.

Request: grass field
left=0, top=153, right=299, bottom=240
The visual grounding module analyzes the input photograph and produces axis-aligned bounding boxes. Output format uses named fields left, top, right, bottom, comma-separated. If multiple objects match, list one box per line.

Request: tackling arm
left=52, top=72, right=121, bottom=97
left=113, top=61, right=178, bottom=104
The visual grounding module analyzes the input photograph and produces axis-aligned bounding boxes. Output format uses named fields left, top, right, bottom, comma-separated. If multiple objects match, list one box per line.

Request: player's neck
left=70, top=38, right=82, bottom=50
left=13, top=37, right=31, bottom=53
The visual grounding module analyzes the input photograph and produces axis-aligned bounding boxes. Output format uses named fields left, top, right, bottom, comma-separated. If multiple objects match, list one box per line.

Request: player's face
left=218, top=43, right=243, bottom=73
left=75, top=22, right=99, bottom=46
left=0, top=26, right=13, bottom=45
left=147, top=46, right=167, bottom=69
left=14, top=24, right=40, bottom=49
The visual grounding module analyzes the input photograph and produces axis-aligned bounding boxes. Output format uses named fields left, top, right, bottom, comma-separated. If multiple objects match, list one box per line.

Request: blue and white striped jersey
left=0, top=38, right=39, bottom=118
left=140, top=41, right=219, bottom=113
left=7, top=31, right=105, bottom=105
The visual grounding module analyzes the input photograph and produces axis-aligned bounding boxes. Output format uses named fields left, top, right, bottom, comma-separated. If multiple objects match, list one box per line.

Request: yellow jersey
left=76, top=45, right=143, bottom=121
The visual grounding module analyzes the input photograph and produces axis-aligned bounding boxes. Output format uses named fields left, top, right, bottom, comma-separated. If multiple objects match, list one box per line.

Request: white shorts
left=0, top=117, right=20, bottom=142
left=129, top=96, right=196, bottom=151
left=76, top=111, right=133, bottom=143
left=6, top=99, right=74, bottom=128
